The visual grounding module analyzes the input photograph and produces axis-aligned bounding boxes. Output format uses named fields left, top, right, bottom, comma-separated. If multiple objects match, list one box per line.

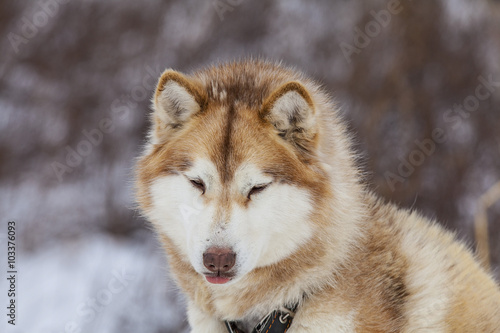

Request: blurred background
left=1, top=0, right=499, bottom=332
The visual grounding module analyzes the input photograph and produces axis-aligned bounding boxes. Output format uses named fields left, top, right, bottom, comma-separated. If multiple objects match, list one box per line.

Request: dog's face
left=137, top=67, right=329, bottom=285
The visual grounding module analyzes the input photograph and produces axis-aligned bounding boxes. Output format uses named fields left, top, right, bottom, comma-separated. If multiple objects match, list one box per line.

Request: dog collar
left=224, top=303, right=298, bottom=333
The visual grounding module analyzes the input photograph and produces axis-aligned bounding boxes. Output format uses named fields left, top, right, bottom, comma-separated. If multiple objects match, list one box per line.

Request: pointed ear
left=261, top=81, right=318, bottom=152
left=151, top=70, right=206, bottom=143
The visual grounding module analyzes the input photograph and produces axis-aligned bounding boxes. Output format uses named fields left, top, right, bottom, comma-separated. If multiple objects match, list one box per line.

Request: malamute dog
left=135, top=60, right=500, bottom=332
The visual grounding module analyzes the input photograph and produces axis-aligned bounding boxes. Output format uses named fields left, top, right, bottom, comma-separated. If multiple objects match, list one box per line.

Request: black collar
left=224, top=303, right=298, bottom=333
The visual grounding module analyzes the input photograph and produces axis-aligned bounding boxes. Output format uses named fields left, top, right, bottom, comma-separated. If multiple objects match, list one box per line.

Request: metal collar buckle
left=253, top=311, right=274, bottom=333
left=225, top=302, right=298, bottom=333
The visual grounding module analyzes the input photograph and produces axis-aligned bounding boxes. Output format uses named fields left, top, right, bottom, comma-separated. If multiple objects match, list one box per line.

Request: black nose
left=203, top=247, right=236, bottom=273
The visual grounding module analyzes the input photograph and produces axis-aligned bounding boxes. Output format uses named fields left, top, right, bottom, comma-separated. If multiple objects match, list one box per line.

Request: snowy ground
left=0, top=233, right=189, bottom=333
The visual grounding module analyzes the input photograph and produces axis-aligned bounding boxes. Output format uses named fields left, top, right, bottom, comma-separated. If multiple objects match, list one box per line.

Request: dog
left=135, top=60, right=500, bottom=332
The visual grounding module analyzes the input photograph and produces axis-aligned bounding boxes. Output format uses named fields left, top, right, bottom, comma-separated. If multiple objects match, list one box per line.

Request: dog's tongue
left=205, top=276, right=231, bottom=284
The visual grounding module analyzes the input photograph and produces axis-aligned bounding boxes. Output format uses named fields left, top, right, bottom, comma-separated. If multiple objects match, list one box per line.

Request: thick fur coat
left=135, top=60, right=500, bottom=332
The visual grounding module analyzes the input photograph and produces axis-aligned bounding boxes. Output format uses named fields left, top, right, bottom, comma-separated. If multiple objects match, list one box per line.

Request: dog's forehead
left=186, top=103, right=279, bottom=182
left=167, top=90, right=313, bottom=188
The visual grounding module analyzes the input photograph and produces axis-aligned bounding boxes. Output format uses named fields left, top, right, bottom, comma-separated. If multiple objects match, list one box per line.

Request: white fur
left=148, top=159, right=314, bottom=283
left=400, top=214, right=451, bottom=333
left=290, top=310, right=357, bottom=333
left=230, top=163, right=314, bottom=273
left=149, top=159, right=219, bottom=269
left=210, top=81, right=227, bottom=101
left=187, top=303, right=227, bottom=333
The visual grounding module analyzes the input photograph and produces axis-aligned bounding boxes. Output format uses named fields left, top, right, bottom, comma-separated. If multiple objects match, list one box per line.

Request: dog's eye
left=189, top=179, right=205, bottom=194
left=248, top=183, right=270, bottom=199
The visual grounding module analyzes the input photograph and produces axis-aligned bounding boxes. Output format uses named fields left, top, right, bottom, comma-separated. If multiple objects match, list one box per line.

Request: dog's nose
left=203, top=247, right=236, bottom=273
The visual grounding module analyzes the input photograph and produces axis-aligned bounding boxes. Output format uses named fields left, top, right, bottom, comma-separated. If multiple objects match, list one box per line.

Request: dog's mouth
left=203, top=272, right=235, bottom=285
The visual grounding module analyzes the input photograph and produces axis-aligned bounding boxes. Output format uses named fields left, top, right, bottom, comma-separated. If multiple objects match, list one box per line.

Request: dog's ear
left=151, top=70, right=206, bottom=143
left=261, top=81, right=318, bottom=153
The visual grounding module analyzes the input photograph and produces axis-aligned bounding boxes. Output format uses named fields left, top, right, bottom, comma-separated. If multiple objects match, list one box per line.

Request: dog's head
left=136, top=62, right=350, bottom=285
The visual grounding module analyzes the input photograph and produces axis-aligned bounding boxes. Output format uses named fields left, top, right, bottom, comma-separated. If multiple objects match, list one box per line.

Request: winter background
left=1, top=0, right=500, bottom=332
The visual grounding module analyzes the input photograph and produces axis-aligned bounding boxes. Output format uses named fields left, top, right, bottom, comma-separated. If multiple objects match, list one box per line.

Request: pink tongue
left=206, top=276, right=231, bottom=284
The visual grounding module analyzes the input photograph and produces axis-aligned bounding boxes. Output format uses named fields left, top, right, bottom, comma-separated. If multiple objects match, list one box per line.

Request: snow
left=0, top=234, right=189, bottom=333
